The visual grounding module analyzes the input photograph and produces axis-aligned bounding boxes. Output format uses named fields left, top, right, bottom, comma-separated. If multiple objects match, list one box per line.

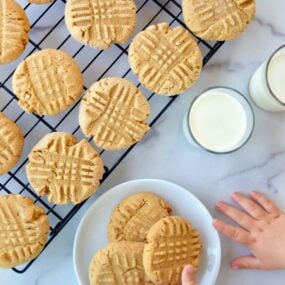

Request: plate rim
left=73, top=178, right=221, bottom=285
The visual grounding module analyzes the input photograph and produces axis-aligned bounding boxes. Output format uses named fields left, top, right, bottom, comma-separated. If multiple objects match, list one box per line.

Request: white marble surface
left=1, top=0, right=285, bottom=284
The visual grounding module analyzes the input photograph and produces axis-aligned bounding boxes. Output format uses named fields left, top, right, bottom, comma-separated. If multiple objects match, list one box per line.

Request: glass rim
left=265, top=45, right=285, bottom=106
left=187, top=86, right=255, bottom=155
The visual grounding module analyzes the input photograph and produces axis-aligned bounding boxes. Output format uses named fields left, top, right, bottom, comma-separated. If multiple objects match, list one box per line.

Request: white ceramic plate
left=74, top=179, right=221, bottom=285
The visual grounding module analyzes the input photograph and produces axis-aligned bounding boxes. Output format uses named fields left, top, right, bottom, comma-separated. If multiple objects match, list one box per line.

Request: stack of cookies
left=89, top=193, right=203, bottom=285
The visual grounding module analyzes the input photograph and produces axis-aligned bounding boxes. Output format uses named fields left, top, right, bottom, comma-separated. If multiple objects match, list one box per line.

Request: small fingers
left=213, top=219, right=253, bottom=246
left=231, top=256, right=269, bottom=270
left=231, top=192, right=267, bottom=220
left=216, top=201, right=256, bottom=230
left=250, top=191, right=282, bottom=215
left=182, top=265, right=198, bottom=285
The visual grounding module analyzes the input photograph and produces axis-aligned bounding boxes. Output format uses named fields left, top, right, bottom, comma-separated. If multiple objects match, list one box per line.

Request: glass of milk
left=249, top=45, right=285, bottom=112
left=183, top=87, right=255, bottom=154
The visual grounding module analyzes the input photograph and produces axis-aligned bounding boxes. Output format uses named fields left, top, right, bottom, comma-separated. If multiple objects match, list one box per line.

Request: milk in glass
left=183, top=88, right=254, bottom=154
left=249, top=46, right=285, bottom=112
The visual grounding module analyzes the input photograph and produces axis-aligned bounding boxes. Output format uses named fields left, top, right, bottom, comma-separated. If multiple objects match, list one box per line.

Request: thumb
left=231, top=256, right=268, bottom=270
left=182, top=265, right=198, bottom=285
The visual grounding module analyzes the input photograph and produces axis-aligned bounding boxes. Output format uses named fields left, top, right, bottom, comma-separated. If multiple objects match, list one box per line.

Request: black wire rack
left=0, top=0, right=224, bottom=274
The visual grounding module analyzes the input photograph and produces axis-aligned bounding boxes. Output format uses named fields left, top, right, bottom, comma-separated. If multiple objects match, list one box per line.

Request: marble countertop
left=1, top=0, right=285, bottom=284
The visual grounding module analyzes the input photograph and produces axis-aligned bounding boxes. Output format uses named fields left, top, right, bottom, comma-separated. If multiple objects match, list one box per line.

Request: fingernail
left=183, top=264, right=195, bottom=278
left=232, top=264, right=239, bottom=270
left=231, top=192, right=240, bottom=199
left=185, top=264, right=194, bottom=273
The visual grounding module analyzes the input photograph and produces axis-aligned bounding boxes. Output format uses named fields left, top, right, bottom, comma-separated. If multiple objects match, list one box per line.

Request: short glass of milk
left=249, top=45, right=285, bottom=112
left=183, top=87, right=254, bottom=154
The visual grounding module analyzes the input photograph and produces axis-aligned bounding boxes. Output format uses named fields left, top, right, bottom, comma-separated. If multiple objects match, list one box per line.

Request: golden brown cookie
left=26, top=132, right=104, bottom=205
left=182, top=0, right=256, bottom=41
left=143, top=216, right=203, bottom=285
left=28, top=0, right=54, bottom=4
left=0, top=112, right=24, bottom=175
left=65, top=0, right=137, bottom=50
left=0, top=0, right=30, bottom=64
left=89, top=242, right=153, bottom=285
left=12, top=49, right=83, bottom=115
left=0, top=194, right=50, bottom=268
left=129, top=23, right=202, bottom=96
left=108, top=193, right=172, bottom=243
left=79, top=77, right=150, bottom=151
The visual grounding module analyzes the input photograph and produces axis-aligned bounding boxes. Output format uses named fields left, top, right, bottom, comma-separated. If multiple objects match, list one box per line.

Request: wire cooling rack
left=0, top=0, right=224, bottom=274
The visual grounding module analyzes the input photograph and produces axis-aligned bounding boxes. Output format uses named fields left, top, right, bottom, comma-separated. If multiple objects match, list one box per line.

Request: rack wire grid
left=0, top=0, right=224, bottom=274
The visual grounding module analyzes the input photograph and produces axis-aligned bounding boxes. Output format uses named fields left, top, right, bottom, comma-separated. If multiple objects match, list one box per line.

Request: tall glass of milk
left=183, top=87, right=254, bottom=154
left=249, top=45, right=285, bottom=112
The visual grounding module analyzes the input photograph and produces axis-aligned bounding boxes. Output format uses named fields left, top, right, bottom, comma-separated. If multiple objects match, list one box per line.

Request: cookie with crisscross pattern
left=143, top=216, right=202, bottom=285
left=65, top=0, right=137, bottom=49
left=129, top=23, right=202, bottom=96
left=0, top=112, right=24, bottom=175
left=26, top=132, right=104, bottom=205
left=12, top=49, right=83, bottom=115
left=89, top=242, right=153, bottom=285
left=182, top=0, right=255, bottom=40
left=108, top=192, right=172, bottom=243
left=0, top=194, right=49, bottom=268
left=79, top=77, right=150, bottom=151
left=0, top=0, right=30, bottom=64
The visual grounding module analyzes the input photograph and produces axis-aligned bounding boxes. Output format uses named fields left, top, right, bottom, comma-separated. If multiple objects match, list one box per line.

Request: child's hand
left=213, top=191, right=285, bottom=270
left=182, top=265, right=198, bottom=285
